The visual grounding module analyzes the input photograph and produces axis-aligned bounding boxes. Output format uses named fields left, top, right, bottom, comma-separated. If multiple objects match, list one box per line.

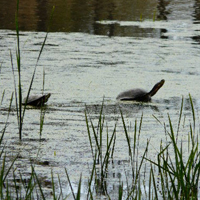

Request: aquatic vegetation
left=0, top=95, right=200, bottom=199
left=121, top=110, right=150, bottom=199
left=0, top=94, right=17, bottom=199
left=11, top=0, right=55, bottom=140
left=85, top=100, right=117, bottom=197
left=1, top=1, right=200, bottom=199
left=146, top=95, right=200, bottom=199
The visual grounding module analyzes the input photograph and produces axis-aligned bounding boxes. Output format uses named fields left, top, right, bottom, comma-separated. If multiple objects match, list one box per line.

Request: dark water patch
left=7, top=33, right=28, bottom=36
left=30, top=158, right=50, bottom=166
left=85, top=103, right=119, bottom=115
left=117, top=101, right=160, bottom=111
left=12, top=138, right=48, bottom=142
left=96, top=61, right=126, bottom=66
left=33, top=42, right=59, bottom=47
left=161, top=69, right=181, bottom=74
left=45, top=43, right=59, bottom=47
left=47, top=106, right=85, bottom=113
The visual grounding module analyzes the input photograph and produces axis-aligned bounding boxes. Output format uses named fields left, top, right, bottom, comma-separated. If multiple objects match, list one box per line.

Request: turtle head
left=44, top=93, right=51, bottom=103
left=148, top=79, right=165, bottom=97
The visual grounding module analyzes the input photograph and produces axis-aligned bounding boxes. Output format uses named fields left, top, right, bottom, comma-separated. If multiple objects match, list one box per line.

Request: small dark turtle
left=116, top=79, right=165, bottom=102
left=22, top=93, right=51, bottom=106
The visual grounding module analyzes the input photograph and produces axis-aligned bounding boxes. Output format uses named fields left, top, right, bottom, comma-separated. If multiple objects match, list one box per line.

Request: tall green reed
left=120, top=110, right=150, bottom=199
left=0, top=62, right=5, bottom=105
left=146, top=95, right=200, bottom=199
left=39, top=108, right=46, bottom=140
left=14, top=0, right=22, bottom=139
left=39, top=67, right=47, bottom=139
left=12, top=0, right=55, bottom=140
left=0, top=1, right=56, bottom=198
left=1, top=90, right=5, bottom=106
left=0, top=64, right=16, bottom=200
left=85, top=101, right=116, bottom=196
left=0, top=94, right=19, bottom=200
left=85, top=103, right=150, bottom=199
left=65, top=169, right=82, bottom=200
left=1, top=96, right=200, bottom=199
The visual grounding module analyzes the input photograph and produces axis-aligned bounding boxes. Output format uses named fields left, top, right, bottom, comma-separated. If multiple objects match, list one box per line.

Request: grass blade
left=51, top=170, right=56, bottom=200
left=176, top=96, right=184, bottom=137
left=33, top=165, right=46, bottom=200
left=65, top=168, right=76, bottom=200
left=120, top=109, right=132, bottom=161
left=85, top=108, right=94, bottom=158
left=0, top=90, right=5, bottom=105
left=76, top=174, right=82, bottom=200
left=189, top=94, right=195, bottom=129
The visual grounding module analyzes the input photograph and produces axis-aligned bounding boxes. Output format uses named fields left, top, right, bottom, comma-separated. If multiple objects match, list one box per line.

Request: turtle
left=116, top=79, right=165, bottom=102
left=22, top=93, right=51, bottom=106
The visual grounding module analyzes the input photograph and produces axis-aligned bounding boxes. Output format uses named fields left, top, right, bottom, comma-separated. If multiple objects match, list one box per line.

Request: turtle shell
left=22, top=93, right=51, bottom=106
left=116, top=89, right=150, bottom=102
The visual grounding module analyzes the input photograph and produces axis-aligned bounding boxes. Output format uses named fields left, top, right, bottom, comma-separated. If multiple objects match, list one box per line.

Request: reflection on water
left=0, top=0, right=157, bottom=34
left=157, top=0, right=170, bottom=20
left=0, top=0, right=199, bottom=37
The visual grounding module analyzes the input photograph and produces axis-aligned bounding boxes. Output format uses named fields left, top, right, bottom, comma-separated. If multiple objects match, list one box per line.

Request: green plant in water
left=14, top=0, right=22, bottom=140
left=0, top=94, right=19, bottom=200
left=39, top=67, right=46, bottom=140
left=0, top=63, right=5, bottom=106
left=0, top=90, right=5, bottom=106
left=1, top=96, right=200, bottom=199
left=39, top=107, right=46, bottom=140
left=65, top=168, right=82, bottom=200
left=120, top=110, right=150, bottom=199
left=146, top=95, right=200, bottom=199
left=85, top=100, right=116, bottom=197
left=11, top=0, right=55, bottom=140
left=153, top=10, right=157, bottom=22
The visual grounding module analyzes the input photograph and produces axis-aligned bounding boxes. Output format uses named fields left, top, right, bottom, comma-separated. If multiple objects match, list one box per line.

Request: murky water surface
left=1, top=0, right=200, bottom=199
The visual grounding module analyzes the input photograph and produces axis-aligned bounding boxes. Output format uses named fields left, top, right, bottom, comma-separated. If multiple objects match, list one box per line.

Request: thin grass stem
left=65, top=168, right=76, bottom=200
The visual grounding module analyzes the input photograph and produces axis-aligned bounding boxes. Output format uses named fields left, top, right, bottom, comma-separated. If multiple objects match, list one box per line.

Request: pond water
left=1, top=0, right=200, bottom=199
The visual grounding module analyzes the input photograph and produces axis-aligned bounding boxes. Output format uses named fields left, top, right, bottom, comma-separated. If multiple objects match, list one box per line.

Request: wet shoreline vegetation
left=1, top=1, right=200, bottom=199
left=1, top=93, right=200, bottom=199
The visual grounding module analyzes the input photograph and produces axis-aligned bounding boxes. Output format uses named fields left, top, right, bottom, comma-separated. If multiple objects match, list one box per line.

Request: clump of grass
left=85, top=100, right=117, bottom=197
left=1, top=96, right=200, bottom=199
left=120, top=110, right=150, bottom=199
left=0, top=94, right=18, bottom=200
left=84, top=102, right=150, bottom=199
left=146, top=95, right=200, bottom=199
